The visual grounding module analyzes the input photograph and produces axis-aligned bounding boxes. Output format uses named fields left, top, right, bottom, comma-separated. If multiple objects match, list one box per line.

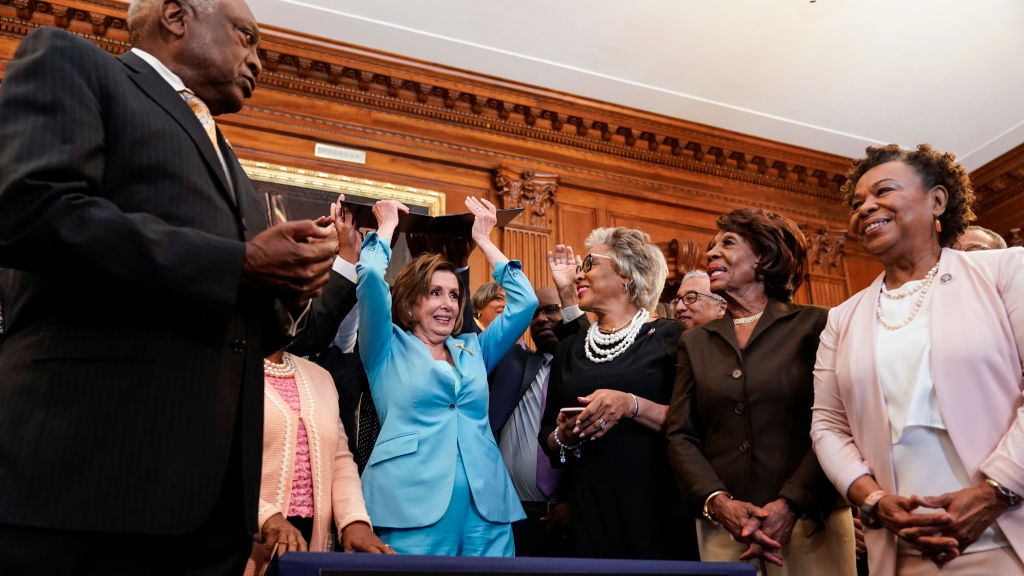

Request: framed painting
left=240, top=160, right=446, bottom=225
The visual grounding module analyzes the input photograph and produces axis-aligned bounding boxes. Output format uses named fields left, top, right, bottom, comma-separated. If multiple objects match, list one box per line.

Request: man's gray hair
left=680, top=269, right=725, bottom=303
left=128, top=0, right=216, bottom=45
left=964, top=225, right=1008, bottom=250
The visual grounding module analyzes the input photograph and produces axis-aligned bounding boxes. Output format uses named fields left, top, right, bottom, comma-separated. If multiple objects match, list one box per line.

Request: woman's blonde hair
left=585, top=227, right=668, bottom=311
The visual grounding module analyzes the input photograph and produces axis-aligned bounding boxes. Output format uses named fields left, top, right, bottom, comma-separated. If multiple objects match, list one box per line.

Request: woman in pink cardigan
left=246, top=350, right=394, bottom=575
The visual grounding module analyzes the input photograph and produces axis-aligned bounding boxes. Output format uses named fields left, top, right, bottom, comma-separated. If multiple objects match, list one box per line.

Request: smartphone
left=559, top=406, right=585, bottom=415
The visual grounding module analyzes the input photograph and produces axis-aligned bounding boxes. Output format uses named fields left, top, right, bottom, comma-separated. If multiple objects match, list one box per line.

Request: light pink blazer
left=245, top=354, right=371, bottom=574
left=812, top=247, right=1024, bottom=576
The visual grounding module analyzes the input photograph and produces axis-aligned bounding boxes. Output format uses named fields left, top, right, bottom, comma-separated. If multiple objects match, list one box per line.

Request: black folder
left=342, top=201, right=522, bottom=235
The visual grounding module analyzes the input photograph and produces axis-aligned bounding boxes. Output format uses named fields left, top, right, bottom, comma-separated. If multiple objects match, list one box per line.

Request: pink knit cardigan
left=245, top=354, right=371, bottom=574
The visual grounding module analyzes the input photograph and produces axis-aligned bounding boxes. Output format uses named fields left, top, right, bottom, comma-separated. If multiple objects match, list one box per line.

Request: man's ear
left=160, top=0, right=188, bottom=38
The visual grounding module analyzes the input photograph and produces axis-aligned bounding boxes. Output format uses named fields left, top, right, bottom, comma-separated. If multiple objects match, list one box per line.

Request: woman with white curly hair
left=538, top=227, right=696, bottom=559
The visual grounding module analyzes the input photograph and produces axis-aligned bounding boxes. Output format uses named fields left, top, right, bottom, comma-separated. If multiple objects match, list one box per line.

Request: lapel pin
left=939, top=273, right=953, bottom=284
left=454, top=343, right=474, bottom=355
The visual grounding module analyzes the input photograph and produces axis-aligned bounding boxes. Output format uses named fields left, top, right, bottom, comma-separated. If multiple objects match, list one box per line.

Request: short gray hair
left=963, top=225, right=1008, bottom=249
left=585, top=227, right=668, bottom=311
left=128, top=0, right=216, bottom=45
left=680, top=270, right=725, bottom=303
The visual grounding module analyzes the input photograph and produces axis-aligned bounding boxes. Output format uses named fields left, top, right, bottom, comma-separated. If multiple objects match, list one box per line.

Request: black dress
left=539, top=317, right=697, bottom=560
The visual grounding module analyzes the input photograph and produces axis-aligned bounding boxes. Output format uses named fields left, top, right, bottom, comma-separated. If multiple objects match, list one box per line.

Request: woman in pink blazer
left=246, top=351, right=393, bottom=575
left=812, top=144, right=1024, bottom=576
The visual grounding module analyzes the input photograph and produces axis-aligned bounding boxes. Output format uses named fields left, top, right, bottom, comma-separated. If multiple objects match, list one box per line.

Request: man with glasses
left=955, top=225, right=1008, bottom=252
left=671, top=270, right=726, bottom=330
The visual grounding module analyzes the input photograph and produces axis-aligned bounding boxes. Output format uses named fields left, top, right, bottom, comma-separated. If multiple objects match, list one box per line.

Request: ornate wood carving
left=3, top=0, right=1023, bottom=303
left=805, top=226, right=846, bottom=274
left=492, top=168, right=558, bottom=233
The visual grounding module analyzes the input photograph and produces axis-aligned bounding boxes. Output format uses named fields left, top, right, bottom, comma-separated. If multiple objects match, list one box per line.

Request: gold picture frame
left=240, top=160, right=446, bottom=224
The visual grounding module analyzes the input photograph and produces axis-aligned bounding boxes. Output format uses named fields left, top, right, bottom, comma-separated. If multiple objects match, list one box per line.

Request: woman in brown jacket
left=666, top=208, right=856, bottom=576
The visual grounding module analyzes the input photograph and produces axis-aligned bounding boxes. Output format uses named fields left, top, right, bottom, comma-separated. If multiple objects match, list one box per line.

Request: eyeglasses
left=957, top=243, right=992, bottom=252
left=670, top=290, right=719, bottom=307
left=576, top=253, right=613, bottom=274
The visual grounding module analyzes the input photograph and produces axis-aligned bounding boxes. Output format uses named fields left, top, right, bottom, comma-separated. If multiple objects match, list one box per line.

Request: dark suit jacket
left=0, top=28, right=352, bottom=535
left=488, top=344, right=548, bottom=437
left=666, top=299, right=839, bottom=522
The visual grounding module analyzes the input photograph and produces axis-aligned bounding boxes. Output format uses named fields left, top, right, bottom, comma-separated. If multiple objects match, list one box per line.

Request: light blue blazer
left=356, top=233, right=536, bottom=527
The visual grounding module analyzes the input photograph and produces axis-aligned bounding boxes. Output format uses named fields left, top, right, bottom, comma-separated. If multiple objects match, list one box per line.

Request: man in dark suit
left=489, top=286, right=571, bottom=556
left=0, top=0, right=345, bottom=573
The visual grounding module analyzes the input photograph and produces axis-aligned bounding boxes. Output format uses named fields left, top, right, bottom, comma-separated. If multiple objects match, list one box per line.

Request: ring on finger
left=597, top=418, right=607, bottom=430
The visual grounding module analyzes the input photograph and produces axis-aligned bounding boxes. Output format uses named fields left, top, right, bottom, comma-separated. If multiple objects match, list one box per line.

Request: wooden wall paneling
left=970, top=141, right=1024, bottom=245
left=805, top=275, right=849, bottom=308
left=5, top=0, right=1022, bottom=307
left=843, top=251, right=883, bottom=295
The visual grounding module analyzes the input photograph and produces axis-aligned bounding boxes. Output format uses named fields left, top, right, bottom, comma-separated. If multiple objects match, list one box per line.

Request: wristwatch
left=859, top=490, right=886, bottom=529
left=986, top=478, right=1023, bottom=508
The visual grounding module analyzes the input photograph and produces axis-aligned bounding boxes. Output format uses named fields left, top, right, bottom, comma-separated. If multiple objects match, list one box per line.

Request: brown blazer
left=666, top=299, right=839, bottom=522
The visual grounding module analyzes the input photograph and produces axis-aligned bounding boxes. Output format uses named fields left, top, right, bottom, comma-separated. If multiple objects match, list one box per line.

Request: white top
left=876, top=283, right=1006, bottom=554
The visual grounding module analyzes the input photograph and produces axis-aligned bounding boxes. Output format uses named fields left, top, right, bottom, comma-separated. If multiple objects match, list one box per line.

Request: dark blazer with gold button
left=666, top=299, right=838, bottom=522
left=0, top=27, right=354, bottom=535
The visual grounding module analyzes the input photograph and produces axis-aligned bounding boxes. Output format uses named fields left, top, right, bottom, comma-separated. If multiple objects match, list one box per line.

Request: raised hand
left=330, top=194, right=363, bottom=262
left=371, top=199, right=409, bottom=244
left=465, top=196, right=497, bottom=242
left=547, top=244, right=581, bottom=307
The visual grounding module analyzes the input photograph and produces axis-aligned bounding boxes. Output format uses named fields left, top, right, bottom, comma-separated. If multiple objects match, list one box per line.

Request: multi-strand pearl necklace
left=876, top=260, right=940, bottom=331
left=263, top=353, right=296, bottom=378
left=584, top=308, right=650, bottom=363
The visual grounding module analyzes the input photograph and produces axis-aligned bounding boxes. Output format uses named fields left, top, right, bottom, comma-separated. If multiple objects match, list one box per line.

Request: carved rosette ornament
left=492, top=168, right=558, bottom=233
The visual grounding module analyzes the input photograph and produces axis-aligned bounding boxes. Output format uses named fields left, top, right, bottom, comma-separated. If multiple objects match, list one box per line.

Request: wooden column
left=493, top=168, right=559, bottom=289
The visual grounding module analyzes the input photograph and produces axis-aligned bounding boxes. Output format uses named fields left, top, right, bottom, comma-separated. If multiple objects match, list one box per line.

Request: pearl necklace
left=263, top=354, right=296, bottom=378
left=584, top=308, right=650, bottom=363
left=876, top=260, right=940, bottom=331
left=732, top=311, right=763, bottom=325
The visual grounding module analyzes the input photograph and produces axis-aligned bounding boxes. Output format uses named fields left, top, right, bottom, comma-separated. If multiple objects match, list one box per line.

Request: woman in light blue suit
left=356, top=196, right=537, bottom=556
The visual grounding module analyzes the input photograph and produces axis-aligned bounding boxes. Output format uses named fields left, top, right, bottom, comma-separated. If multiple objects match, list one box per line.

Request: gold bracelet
left=702, top=490, right=732, bottom=524
left=629, top=393, right=639, bottom=419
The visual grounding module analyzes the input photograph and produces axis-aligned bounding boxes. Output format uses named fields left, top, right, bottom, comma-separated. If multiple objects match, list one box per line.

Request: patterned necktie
left=354, top=387, right=380, bottom=473
left=179, top=90, right=219, bottom=150
left=535, top=365, right=561, bottom=498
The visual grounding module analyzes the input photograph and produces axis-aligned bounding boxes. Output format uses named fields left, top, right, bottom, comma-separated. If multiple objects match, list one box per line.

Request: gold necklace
left=599, top=316, right=634, bottom=333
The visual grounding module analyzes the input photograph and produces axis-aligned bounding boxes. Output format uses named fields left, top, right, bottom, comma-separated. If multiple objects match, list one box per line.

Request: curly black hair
left=840, top=144, right=976, bottom=247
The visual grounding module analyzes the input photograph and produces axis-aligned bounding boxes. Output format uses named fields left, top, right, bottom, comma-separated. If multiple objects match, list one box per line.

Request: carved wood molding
left=804, top=226, right=846, bottom=275
left=971, top=141, right=1024, bottom=214
left=492, top=168, right=558, bottom=233
left=0, top=0, right=850, bottom=204
left=0, top=0, right=129, bottom=45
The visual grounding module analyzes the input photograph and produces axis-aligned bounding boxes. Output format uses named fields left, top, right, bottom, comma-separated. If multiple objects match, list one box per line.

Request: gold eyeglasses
left=576, top=253, right=613, bottom=274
